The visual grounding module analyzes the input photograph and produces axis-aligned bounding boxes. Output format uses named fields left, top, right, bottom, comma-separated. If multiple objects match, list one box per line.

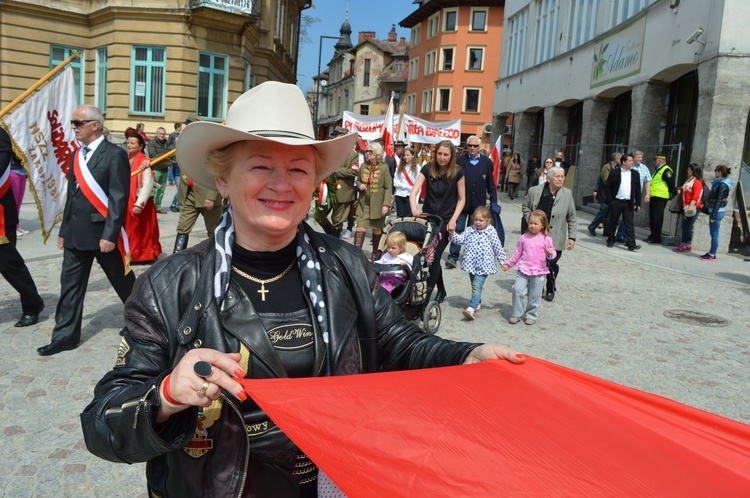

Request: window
left=427, top=13, right=439, bottom=38
left=409, top=58, right=419, bottom=81
left=394, top=60, right=404, bottom=73
left=471, top=8, right=488, bottom=31
left=405, top=93, right=416, bottom=115
left=507, top=9, right=528, bottom=76
left=425, top=50, right=437, bottom=75
left=197, top=51, right=227, bottom=120
left=276, top=0, right=286, bottom=41
left=611, top=0, right=656, bottom=27
left=422, top=89, right=434, bottom=113
left=441, top=47, right=455, bottom=71
left=95, top=48, right=107, bottom=113
left=464, top=88, right=481, bottom=113
left=437, top=88, right=451, bottom=112
left=244, top=63, right=255, bottom=91
left=360, top=105, right=369, bottom=115
left=569, top=0, right=597, bottom=49
left=534, top=0, right=560, bottom=65
left=131, top=46, right=166, bottom=115
left=50, top=46, right=84, bottom=104
left=364, top=59, right=371, bottom=86
left=467, top=47, right=484, bottom=71
left=444, top=9, right=458, bottom=32
left=411, top=25, right=421, bottom=46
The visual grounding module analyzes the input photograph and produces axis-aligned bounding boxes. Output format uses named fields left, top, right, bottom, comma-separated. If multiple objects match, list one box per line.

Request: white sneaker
left=17, top=227, right=30, bottom=235
left=462, top=307, right=475, bottom=320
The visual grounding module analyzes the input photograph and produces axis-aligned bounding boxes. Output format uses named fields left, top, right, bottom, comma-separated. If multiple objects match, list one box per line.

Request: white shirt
left=616, top=169, right=632, bottom=200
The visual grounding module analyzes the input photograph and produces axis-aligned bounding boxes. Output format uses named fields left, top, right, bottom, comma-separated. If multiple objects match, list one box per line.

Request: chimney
left=388, top=24, right=397, bottom=42
left=359, top=31, right=376, bottom=43
left=400, top=37, right=406, bottom=46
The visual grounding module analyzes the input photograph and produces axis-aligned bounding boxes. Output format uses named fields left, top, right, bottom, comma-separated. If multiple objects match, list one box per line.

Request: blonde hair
left=473, top=206, right=492, bottom=225
left=528, top=210, right=550, bottom=236
left=385, top=231, right=407, bottom=252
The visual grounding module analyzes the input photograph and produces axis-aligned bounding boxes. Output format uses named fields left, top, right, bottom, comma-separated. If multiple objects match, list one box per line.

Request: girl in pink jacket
left=501, top=210, right=556, bottom=325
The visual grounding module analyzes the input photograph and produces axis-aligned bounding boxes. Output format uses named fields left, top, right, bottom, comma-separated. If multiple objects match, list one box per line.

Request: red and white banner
left=380, top=97, right=395, bottom=158
left=3, top=66, right=77, bottom=242
left=240, top=357, right=750, bottom=497
left=343, top=111, right=461, bottom=146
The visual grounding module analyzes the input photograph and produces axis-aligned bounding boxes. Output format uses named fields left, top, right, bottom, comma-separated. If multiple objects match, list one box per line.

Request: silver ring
left=193, top=361, right=214, bottom=378
left=196, top=380, right=210, bottom=397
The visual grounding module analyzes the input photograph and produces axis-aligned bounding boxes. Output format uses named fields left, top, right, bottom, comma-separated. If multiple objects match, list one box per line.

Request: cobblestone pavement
left=2, top=188, right=749, bottom=496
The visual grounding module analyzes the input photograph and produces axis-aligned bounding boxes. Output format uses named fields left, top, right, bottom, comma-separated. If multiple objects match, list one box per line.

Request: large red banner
left=241, top=357, right=750, bottom=496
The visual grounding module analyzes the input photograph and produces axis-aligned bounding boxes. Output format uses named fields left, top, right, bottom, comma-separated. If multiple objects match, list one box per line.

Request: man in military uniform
left=314, top=126, right=359, bottom=238
left=646, top=154, right=674, bottom=244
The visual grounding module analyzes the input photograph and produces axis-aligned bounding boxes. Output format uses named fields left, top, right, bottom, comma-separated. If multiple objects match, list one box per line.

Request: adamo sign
left=590, top=16, right=646, bottom=88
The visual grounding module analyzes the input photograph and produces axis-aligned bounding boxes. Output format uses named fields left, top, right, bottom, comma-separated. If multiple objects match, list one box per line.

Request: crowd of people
left=1, top=78, right=748, bottom=495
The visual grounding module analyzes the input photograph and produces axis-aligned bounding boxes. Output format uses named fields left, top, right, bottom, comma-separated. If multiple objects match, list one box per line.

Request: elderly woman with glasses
left=353, top=141, right=393, bottom=260
left=81, top=82, right=524, bottom=497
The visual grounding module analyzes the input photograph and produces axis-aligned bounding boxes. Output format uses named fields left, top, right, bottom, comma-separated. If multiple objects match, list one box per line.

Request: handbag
left=668, top=194, right=682, bottom=214
left=684, top=205, right=697, bottom=218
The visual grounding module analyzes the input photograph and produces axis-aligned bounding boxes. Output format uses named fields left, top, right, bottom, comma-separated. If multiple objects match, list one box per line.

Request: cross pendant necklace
left=231, top=259, right=297, bottom=302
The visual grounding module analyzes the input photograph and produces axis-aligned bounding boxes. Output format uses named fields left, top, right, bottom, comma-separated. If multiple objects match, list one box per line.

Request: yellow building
left=0, top=0, right=311, bottom=135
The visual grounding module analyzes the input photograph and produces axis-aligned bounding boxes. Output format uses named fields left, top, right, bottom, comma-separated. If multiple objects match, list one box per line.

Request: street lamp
left=313, top=35, right=340, bottom=138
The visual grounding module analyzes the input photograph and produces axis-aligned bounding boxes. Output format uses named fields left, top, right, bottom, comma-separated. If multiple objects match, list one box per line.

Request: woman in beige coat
left=505, top=152, right=523, bottom=200
left=354, top=141, right=393, bottom=259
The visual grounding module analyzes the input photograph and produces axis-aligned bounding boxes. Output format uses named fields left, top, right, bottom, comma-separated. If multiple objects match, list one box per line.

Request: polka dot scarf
left=213, top=207, right=332, bottom=363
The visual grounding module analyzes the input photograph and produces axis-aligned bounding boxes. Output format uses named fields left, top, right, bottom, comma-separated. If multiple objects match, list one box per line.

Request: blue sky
left=296, top=0, right=414, bottom=91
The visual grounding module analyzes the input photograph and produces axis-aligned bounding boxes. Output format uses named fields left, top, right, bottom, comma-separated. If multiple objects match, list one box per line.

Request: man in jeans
left=446, top=135, right=498, bottom=268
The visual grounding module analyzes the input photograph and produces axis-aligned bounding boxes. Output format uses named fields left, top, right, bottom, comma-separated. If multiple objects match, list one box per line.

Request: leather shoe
left=587, top=227, right=596, bottom=237
left=435, top=290, right=446, bottom=303
left=627, top=244, right=641, bottom=251
left=37, top=341, right=78, bottom=356
left=606, top=241, right=614, bottom=248
left=15, top=314, right=39, bottom=327
left=545, top=291, right=555, bottom=302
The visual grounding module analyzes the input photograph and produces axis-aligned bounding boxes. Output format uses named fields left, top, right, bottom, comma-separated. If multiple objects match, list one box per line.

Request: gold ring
left=196, top=380, right=210, bottom=397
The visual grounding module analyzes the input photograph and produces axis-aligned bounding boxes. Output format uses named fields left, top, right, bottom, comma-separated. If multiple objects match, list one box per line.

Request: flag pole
left=130, top=150, right=177, bottom=177
left=0, top=51, right=82, bottom=120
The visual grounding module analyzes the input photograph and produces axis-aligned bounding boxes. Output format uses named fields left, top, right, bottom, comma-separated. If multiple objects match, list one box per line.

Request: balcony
left=189, top=0, right=258, bottom=16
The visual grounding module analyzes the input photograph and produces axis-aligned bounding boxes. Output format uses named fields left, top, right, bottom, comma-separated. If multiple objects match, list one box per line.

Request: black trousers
left=607, top=199, right=636, bottom=247
left=51, top=246, right=135, bottom=345
left=546, top=251, right=563, bottom=294
left=649, top=197, right=668, bottom=242
left=427, top=228, right=450, bottom=297
left=0, top=231, right=44, bottom=316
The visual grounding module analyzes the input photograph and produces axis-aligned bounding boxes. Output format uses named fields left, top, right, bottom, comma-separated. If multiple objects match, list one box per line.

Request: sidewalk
left=1, top=188, right=748, bottom=496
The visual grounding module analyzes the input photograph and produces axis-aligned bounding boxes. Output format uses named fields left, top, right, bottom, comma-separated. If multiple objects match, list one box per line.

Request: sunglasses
left=70, top=119, right=97, bottom=127
left=467, top=144, right=480, bottom=147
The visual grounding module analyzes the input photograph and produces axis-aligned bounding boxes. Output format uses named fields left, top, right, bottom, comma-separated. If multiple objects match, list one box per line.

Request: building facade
left=313, top=22, right=409, bottom=139
left=400, top=0, right=505, bottom=145
left=0, top=0, right=310, bottom=136
left=494, top=0, right=750, bottom=252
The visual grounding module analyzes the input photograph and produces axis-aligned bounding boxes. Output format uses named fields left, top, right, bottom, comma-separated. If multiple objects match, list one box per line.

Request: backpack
left=700, top=180, right=710, bottom=215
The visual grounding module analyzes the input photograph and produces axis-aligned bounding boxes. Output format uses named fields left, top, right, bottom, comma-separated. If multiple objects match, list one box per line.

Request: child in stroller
left=371, top=215, right=444, bottom=334
left=373, top=231, right=413, bottom=293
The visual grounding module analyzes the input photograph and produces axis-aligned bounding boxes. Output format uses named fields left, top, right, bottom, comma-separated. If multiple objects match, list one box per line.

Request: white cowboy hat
left=177, top=81, right=357, bottom=189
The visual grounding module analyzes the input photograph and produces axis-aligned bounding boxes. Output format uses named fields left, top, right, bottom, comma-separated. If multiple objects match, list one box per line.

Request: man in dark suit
left=0, top=126, right=45, bottom=327
left=38, top=105, right=135, bottom=356
left=604, top=153, right=641, bottom=251
left=446, top=135, right=498, bottom=268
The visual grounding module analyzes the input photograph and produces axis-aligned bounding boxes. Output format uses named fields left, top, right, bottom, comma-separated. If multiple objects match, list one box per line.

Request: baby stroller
left=371, top=214, right=444, bottom=334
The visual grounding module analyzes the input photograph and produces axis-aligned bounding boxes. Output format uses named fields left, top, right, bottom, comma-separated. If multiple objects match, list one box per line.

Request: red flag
left=241, top=357, right=750, bottom=497
left=490, top=134, right=502, bottom=187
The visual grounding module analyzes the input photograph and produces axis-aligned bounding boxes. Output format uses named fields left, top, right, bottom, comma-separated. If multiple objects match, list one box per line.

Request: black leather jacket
left=705, top=180, right=730, bottom=219
left=81, top=224, right=478, bottom=497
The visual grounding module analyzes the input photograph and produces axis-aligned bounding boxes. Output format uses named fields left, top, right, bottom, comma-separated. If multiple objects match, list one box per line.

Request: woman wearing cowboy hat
left=81, top=82, right=524, bottom=497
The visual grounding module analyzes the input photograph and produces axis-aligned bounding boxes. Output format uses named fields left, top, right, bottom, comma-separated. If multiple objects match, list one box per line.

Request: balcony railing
left=189, top=0, right=258, bottom=16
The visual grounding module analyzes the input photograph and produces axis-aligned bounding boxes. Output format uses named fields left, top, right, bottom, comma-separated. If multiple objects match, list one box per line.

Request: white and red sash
left=73, top=149, right=131, bottom=274
left=0, top=165, right=10, bottom=244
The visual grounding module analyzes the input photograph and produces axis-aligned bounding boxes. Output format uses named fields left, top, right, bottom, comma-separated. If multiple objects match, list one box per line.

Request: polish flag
left=490, top=133, right=503, bottom=186
left=380, top=94, right=395, bottom=159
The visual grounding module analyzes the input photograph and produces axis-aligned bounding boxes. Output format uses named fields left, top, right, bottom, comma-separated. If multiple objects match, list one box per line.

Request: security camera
left=686, top=28, right=704, bottom=45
